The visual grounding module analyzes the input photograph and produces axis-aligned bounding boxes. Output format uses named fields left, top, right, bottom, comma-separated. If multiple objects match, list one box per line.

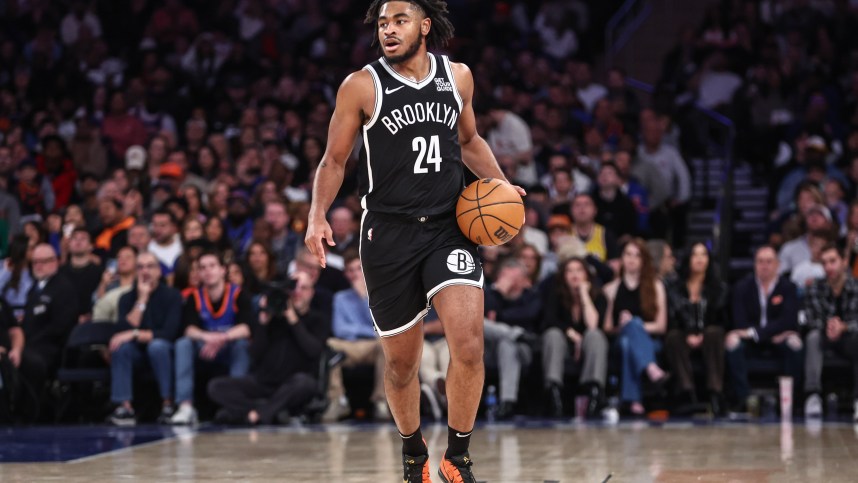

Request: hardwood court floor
left=2, top=420, right=858, bottom=482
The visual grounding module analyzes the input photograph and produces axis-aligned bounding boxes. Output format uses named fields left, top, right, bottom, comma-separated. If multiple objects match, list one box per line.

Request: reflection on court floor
left=1, top=420, right=857, bottom=482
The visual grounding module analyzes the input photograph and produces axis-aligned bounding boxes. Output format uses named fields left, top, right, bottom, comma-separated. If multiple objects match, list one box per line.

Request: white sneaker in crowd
left=322, top=396, right=351, bottom=423
left=804, top=394, right=822, bottom=419
left=170, top=404, right=199, bottom=425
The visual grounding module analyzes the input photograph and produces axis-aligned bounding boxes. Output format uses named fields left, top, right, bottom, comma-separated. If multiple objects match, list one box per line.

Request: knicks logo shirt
left=359, top=53, right=464, bottom=217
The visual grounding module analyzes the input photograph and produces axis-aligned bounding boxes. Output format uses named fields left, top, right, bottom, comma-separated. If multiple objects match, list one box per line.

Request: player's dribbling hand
left=506, top=181, right=526, bottom=197
left=305, top=216, right=336, bottom=268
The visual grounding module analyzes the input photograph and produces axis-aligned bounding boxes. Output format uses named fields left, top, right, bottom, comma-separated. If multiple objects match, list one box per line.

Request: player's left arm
left=452, top=62, right=526, bottom=197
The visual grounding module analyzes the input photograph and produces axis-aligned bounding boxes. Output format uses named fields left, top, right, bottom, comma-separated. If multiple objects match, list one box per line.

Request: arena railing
left=605, top=0, right=653, bottom=69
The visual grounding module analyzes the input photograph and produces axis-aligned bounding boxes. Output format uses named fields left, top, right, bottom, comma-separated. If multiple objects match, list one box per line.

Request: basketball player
left=305, top=1, right=524, bottom=481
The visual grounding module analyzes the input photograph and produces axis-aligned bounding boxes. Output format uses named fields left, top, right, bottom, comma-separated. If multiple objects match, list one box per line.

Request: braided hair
left=365, top=0, right=455, bottom=50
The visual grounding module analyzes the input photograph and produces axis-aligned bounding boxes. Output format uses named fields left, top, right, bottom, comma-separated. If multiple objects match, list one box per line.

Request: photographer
left=207, top=272, right=330, bottom=425
left=170, top=250, right=253, bottom=425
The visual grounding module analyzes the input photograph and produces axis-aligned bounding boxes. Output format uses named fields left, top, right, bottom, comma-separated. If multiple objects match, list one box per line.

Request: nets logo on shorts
left=446, top=249, right=475, bottom=275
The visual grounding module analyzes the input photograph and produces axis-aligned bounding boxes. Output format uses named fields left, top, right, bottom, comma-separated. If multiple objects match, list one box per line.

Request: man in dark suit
left=726, top=245, right=803, bottom=412
left=10, top=243, right=77, bottom=419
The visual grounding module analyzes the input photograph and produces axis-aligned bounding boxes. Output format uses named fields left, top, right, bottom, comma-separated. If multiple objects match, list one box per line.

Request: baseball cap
left=158, top=162, right=183, bottom=179
left=546, top=214, right=572, bottom=230
left=125, top=145, right=146, bottom=170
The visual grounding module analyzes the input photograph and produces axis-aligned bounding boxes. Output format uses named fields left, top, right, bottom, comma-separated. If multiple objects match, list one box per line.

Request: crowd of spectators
left=3, top=0, right=858, bottom=425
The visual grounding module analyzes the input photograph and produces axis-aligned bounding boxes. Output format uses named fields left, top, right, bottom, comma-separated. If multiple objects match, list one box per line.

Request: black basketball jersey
left=358, top=53, right=464, bottom=217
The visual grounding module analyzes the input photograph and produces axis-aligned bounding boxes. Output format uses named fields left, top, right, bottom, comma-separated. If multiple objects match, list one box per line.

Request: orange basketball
left=456, top=178, right=524, bottom=246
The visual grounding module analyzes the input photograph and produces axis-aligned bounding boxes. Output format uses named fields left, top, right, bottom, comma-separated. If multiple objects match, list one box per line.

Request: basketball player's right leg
left=378, top=324, right=424, bottom=434
left=432, top=285, right=484, bottom=435
left=433, top=285, right=483, bottom=482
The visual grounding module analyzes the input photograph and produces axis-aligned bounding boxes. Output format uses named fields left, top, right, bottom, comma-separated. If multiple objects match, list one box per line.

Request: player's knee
left=384, top=354, right=420, bottom=387
left=451, top=340, right=483, bottom=368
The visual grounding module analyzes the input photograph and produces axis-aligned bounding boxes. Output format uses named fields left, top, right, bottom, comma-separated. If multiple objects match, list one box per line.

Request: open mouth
left=383, top=38, right=400, bottom=51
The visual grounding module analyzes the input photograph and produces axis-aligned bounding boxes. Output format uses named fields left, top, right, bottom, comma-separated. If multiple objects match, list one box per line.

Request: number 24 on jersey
left=412, top=135, right=441, bottom=174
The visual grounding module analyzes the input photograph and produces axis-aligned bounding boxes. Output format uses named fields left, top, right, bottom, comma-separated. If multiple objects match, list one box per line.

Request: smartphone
left=106, top=259, right=118, bottom=275
left=62, top=223, right=74, bottom=238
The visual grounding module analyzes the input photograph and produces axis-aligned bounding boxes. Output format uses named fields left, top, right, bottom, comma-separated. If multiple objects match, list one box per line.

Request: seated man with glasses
left=108, top=251, right=183, bottom=426
left=9, top=243, right=77, bottom=420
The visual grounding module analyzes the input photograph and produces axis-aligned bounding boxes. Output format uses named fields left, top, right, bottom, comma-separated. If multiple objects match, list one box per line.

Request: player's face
left=377, top=1, right=428, bottom=64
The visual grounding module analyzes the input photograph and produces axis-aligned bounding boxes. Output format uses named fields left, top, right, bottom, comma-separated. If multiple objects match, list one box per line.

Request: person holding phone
left=208, top=272, right=329, bottom=425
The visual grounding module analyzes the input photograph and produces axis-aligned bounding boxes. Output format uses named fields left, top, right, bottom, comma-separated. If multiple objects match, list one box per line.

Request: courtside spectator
left=208, top=272, right=328, bottom=425
left=603, top=238, right=669, bottom=416
left=109, top=251, right=183, bottom=426
left=484, top=258, right=542, bottom=420
left=541, top=257, right=609, bottom=417
left=726, top=246, right=802, bottom=413
left=324, top=252, right=388, bottom=422
left=171, top=251, right=252, bottom=425
left=13, top=244, right=77, bottom=420
left=802, top=244, right=858, bottom=421
left=665, top=243, right=728, bottom=414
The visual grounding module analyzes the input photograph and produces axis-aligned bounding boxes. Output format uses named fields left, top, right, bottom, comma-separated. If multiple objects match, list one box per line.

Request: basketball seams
left=458, top=181, right=503, bottom=202
left=456, top=201, right=524, bottom=219
left=475, top=178, right=498, bottom=245
left=478, top=213, right=523, bottom=230
left=457, top=178, right=523, bottom=246
left=467, top=214, right=484, bottom=243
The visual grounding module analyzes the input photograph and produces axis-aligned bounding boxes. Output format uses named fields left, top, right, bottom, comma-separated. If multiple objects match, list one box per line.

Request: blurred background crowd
left=2, top=0, right=858, bottom=426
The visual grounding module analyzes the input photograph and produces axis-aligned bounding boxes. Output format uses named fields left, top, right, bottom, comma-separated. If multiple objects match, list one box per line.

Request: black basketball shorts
left=358, top=210, right=484, bottom=337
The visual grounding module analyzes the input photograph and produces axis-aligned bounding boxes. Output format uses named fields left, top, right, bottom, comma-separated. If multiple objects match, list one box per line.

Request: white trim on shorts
left=426, top=273, right=485, bottom=301
left=373, top=274, right=485, bottom=339
left=374, top=306, right=430, bottom=339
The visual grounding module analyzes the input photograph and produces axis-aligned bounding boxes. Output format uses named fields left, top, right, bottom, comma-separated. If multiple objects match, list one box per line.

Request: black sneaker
left=402, top=453, right=431, bottom=483
left=439, top=452, right=476, bottom=483
left=109, top=406, right=136, bottom=426
left=157, top=404, right=175, bottom=424
left=546, top=384, right=563, bottom=418
left=496, top=401, right=516, bottom=420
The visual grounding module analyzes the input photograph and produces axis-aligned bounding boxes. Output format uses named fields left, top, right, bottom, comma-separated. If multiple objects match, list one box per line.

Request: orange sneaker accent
left=438, top=453, right=476, bottom=483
